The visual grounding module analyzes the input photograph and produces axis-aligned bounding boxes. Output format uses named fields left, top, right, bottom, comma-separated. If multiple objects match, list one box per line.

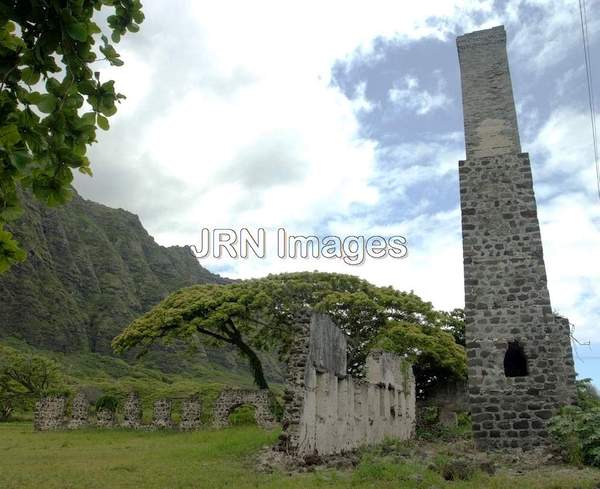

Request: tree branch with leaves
left=0, top=0, right=144, bottom=272
left=112, top=271, right=466, bottom=394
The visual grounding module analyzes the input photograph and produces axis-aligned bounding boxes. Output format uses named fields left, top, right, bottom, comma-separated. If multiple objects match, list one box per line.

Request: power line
left=579, top=0, right=600, bottom=200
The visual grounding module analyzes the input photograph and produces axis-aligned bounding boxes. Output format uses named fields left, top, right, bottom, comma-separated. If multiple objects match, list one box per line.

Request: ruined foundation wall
left=278, top=312, right=416, bottom=457
left=34, top=392, right=202, bottom=431
left=34, top=396, right=66, bottom=431
left=212, top=389, right=276, bottom=429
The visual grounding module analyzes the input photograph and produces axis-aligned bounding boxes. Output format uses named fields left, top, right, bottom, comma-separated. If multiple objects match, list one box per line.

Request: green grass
left=1, top=423, right=599, bottom=489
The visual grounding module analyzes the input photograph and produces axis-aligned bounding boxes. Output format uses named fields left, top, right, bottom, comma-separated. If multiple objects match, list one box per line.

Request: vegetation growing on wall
left=0, top=0, right=143, bottom=273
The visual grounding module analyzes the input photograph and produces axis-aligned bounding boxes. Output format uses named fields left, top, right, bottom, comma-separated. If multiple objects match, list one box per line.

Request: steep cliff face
left=0, top=190, right=225, bottom=353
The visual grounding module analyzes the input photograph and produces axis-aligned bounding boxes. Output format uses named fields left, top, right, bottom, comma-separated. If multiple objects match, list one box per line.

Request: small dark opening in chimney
left=504, top=341, right=528, bottom=377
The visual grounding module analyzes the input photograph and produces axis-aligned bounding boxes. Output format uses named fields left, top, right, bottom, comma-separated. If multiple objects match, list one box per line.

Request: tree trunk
left=235, top=339, right=269, bottom=390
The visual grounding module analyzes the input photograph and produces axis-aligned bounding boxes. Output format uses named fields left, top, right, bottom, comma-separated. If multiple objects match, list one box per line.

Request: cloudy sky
left=74, top=0, right=600, bottom=383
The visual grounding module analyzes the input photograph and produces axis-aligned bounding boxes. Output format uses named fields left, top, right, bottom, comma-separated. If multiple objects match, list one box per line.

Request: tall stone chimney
left=456, top=26, right=576, bottom=449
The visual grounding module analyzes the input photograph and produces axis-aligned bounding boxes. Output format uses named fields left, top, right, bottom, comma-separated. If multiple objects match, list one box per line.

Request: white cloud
left=529, top=108, right=599, bottom=195
left=71, top=0, right=600, bottom=348
left=526, top=107, right=600, bottom=342
left=76, top=0, right=499, bottom=237
left=538, top=192, right=600, bottom=342
left=388, top=74, right=451, bottom=115
left=507, top=0, right=600, bottom=72
left=350, top=81, right=375, bottom=114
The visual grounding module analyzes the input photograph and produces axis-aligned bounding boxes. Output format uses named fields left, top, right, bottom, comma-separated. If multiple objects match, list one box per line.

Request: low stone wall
left=96, top=408, right=116, bottom=428
left=67, top=392, right=89, bottom=429
left=122, top=392, right=143, bottom=429
left=213, top=389, right=277, bottom=429
left=153, top=399, right=174, bottom=429
left=34, top=396, right=66, bottom=431
left=180, top=397, right=202, bottom=431
left=277, top=311, right=416, bottom=457
left=33, top=392, right=203, bottom=431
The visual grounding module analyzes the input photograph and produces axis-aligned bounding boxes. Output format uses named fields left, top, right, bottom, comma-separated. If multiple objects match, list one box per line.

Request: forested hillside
left=0, top=189, right=226, bottom=353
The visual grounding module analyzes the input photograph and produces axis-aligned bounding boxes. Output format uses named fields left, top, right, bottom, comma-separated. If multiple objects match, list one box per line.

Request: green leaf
left=66, top=22, right=88, bottom=42
left=0, top=228, right=27, bottom=274
left=80, top=112, right=96, bottom=127
left=111, top=31, right=121, bottom=43
left=21, top=68, right=40, bottom=86
left=100, top=104, right=117, bottom=117
left=9, top=150, right=31, bottom=170
left=46, top=78, right=61, bottom=95
left=79, top=165, right=93, bottom=176
left=97, top=114, right=109, bottom=130
left=25, top=92, right=42, bottom=105
left=72, top=143, right=87, bottom=156
left=37, top=94, right=57, bottom=113
left=0, top=125, right=21, bottom=147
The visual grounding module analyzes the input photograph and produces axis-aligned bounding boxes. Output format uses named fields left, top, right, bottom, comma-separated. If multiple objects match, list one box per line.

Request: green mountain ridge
left=0, top=189, right=226, bottom=353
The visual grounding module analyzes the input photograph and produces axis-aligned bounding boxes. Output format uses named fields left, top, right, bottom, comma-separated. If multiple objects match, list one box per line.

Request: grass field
left=1, top=422, right=600, bottom=489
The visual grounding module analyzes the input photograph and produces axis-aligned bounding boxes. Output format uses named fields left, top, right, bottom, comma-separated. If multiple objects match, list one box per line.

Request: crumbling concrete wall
left=213, top=389, right=277, bottom=429
left=34, top=396, right=66, bottom=431
left=278, top=311, right=416, bottom=457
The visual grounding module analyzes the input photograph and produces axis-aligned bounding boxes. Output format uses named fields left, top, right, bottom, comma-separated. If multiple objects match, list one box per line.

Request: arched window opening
left=228, top=404, right=257, bottom=426
left=504, top=341, right=528, bottom=377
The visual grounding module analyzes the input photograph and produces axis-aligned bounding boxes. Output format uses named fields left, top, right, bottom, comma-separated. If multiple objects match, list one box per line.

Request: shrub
left=548, top=405, right=600, bottom=467
left=95, top=395, right=119, bottom=413
left=548, top=379, right=600, bottom=467
left=416, top=407, right=472, bottom=442
left=438, top=459, right=476, bottom=481
left=228, top=405, right=256, bottom=425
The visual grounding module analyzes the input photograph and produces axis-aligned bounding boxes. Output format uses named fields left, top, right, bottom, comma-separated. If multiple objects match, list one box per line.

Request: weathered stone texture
left=213, top=389, right=276, bottom=429
left=457, top=25, right=576, bottom=449
left=457, top=26, right=521, bottom=159
left=277, top=311, right=416, bottom=457
left=121, top=392, right=142, bottom=429
left=418, top=380, right=468, bottom=428
left=180, top=397, right=202, bottom=431
left=34, top=396, right=66, bottom=431
left=153, top=399, right=174, bottom=429
left=96, top=408, right=116, bottom=428
left=67, top=392, right=90, bottom=429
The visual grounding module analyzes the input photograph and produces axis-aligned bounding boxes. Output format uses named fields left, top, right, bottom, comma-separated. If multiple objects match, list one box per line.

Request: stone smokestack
left=456, top=25, right=576, bottom=449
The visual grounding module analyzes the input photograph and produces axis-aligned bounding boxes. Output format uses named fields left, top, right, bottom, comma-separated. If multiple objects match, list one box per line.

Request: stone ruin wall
left=417, top=380, right=469, bottom=428
left=34, top=392, right=203, bottom=431
left=34, top=389, right=276, bottom=432
left=277, top=311, right=416, bottom=457
left=34, top=396, right=66, bottom=431
left=213, top=389, right=277, bottom=429
left=34, top=311, right=417, bottom=456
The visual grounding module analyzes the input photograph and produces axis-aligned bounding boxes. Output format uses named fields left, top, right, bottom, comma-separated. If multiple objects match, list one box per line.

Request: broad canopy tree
left=0, top=0, right=144, bottom=273
left=113, top=272, right=466, bottom=397
left=0, top=345, right=62, bottom=420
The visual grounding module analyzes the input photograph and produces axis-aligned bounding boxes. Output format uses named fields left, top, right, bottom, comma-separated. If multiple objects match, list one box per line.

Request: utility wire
left=579, top=0, right=600, bottom=200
